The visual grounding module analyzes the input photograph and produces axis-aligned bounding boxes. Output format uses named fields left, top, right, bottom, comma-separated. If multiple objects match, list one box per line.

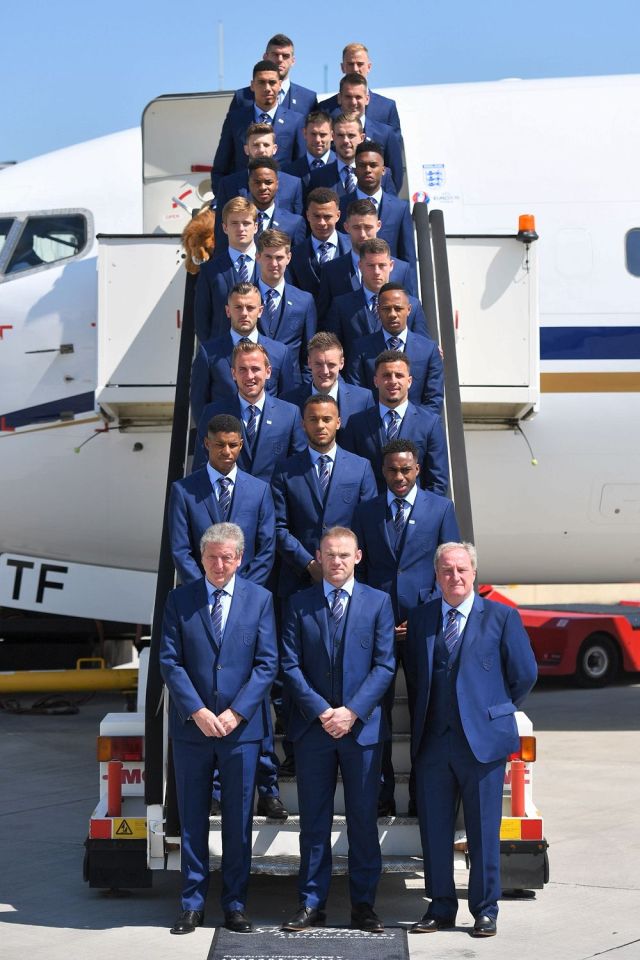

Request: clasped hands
left=319, top=706, right=357, bottom=738
left=192, top=706, right=242, bottom=737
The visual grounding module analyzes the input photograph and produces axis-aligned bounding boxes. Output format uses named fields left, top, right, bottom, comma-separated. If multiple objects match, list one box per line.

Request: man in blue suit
left=160, top=522, right=278, bottom=934
left=255, top=228, right=316, bottom=381
left=405, top=542, right=537, bottom=937
left=280, top=527, right=395, bottom=932
left=341, top=350, right=449, bottom=495
left=352, top=439, right=460, bottom=816
left=212, top=60, right=305, bottom=192
left=283, top=331, right=374, bottom=441
left=191, top=282, right=297, bottom=423
left=287, top=188, right=352, bottom=299
left=230, top=34, right=317, bottom=117
left=281, top=110, right=335, bottom=192
left=271, top=394, right=377, bottom=603
left=346, top=283, right=444, bottom=415
left=339, top=142, right=415, bottom=268
left=308, top=113, right=397, bottom=198
left=319, top=43, right=401, bottom=135
left=193, top=341, right=305, bottom=478
left=325, top=239, right=427, bottom=361
left=194, top=199, right=261, bottom=342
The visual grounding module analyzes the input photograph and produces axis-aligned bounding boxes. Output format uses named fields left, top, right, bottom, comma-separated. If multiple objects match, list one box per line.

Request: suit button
left=217, top=665, right=222, bottom=670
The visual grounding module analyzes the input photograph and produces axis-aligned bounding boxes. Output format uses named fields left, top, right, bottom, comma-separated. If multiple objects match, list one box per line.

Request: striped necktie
left=217, top=477, right=232, bottom=518
left=386, top=410, right=400, bottom=441
left=256, top=210, right=268, bottom=235
left=444, top=608, right=459, bottom=657
left=311, top=157, right=325, bottom=169
left=260, top=112, right=272, bottom=124
left=265, top=288, right=279, bottom=333
left=343, top=166, right=356, bottom=194
left=245, top=404, right=258, bottom=446
left=393, top=497, right=406, bottom=535
left=236, top=253, right=249, bottom=283
left=317, top=241, right=331, bottom=264
left=318, top=454, right=331, bottom=495
left=386, top=335, right=403, bottom=352
left=211, top=589, right=224, bottom=643
left=330, top=588, right=346, bottom=624
left=370, top=294, right=379, bottom=321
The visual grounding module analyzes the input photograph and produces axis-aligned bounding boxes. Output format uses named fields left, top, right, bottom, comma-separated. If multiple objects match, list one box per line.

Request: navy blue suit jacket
left=317, top=251, right=417, bottom=320
left=325, top=288, right=428, bottom=361
left=212, top=106, right=305, bottom=191
left=281, top=581, right=395, bottom=746
left=308, top=158, right=396, bottom=197
left=282, top=375, right=375, bottom=439
left=190, top=332, right=296, bottom=423
left=257, top=282, right=317, bottom=383
left=346, top=329, right=444, bottom=415
left=287, top=233, right=353, bottom=299
left=271, top=445, right=378, bottom=598
left=160, top=576, right=277, bottom=744
left=193, top=393, right=306, bottom=479
left=194, top=252, right=259, bottom=342
left=231, top=82, right=317, bottom=117
left=319, top=90, right=402, bottom=135
left=281, top=152, right=336, bottom=192
left=352, top=489, right=460, bottom=624
left=169, top=466, right=275, bottom=587
left=215, top=205, right=307, bottom=256
left=405, top=595, right=538, bottom=763
left=341, top=402, right=449, bottom=496
left=339, top=190, right=415, bottom=266
left=213, top=170, right=303, bottom=247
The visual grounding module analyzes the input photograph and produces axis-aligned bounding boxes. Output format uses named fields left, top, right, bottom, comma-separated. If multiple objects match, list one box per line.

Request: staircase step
left=207, top=853, right=427, bottom=875
left=277, top=775, right=412, bottom=817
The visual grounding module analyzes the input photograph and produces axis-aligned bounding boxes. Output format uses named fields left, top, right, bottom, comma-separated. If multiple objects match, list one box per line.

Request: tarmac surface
left=1, top=676, right=639, bottom=960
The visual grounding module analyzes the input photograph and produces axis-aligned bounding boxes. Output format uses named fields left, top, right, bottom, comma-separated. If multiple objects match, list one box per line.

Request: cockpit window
left=6, top=214, right=88, bottom=274
left=0, top=217, right=15, bottom=257
left=625, top=229, right=640, bottom=278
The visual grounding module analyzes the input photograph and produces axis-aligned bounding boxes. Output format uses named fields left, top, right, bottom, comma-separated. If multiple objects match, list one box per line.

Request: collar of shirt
left=379, top=399, right=409, bottom=422
left=230, top=327, right=258, bottom=346
left=279, top=77, right=291, bottom=97
left=256, top=204, right=275, bottom=224
left=311, top=232, right=339, bottom=256
left=206, top=573, right=236, bottom=605
left=323, top=576, right=355, bottom=602
left=312, top=379, right=339, bottom=401
left=239, top=393, right=266, bottom=417
left=206, top=462, right=238, bottom=490
left=308, top=444, right=337, bottom=467
left=254, top=105, right=276, bottom=122
left=442, top=592, right=475, bottom=637
left=339, top=160, right=355, bottom=177
left=258, top=278, right=285, bottom=299
left=385, top=327, right=408, bottom=348
left=228, top=244, right=256, bottom=264
left=356, top=186, right=383, bottom=207
left=386, top=483, right=418, bottom=510
left=364, top=285, right=380, bottom=308
left=306, top=149, right=333, bottom=167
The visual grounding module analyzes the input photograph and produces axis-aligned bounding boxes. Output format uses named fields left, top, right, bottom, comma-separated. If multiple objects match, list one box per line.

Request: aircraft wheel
left=576, top=633, right=618, bottom=687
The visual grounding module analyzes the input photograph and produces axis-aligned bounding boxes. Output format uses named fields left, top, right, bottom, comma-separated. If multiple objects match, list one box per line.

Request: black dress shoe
left=410, top=913, right=456, bottom=933
left=224, top=909, right=252, bottom=933
left=407, top=799, right=417, bottom=817
left=351, top=903, right=384, bottom=932
left=256, top=795, right=289, bottom=820
left=281, top=904, right=326, bottom=931
left=170, top=909, right=204, bottom=934
left=377, top=797, right=396, bottom=817
left=210, top=798, right=221, bottom=816
left=472, top=914, right=497, bottom=937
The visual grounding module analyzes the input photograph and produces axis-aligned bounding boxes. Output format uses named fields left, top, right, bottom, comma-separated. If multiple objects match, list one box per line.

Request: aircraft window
left=625, top=229, right=640, bottom=277
left=0, top=217, right=15, bottom=256
left=6, top=214, right=87, bottom=274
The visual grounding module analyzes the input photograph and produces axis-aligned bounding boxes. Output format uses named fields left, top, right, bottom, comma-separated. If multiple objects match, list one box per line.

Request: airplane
left=0, top=74, right=639, bottom=631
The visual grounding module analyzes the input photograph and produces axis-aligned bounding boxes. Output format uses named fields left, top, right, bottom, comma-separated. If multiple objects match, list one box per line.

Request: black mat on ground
left=208, top=925, right=409, bottom=960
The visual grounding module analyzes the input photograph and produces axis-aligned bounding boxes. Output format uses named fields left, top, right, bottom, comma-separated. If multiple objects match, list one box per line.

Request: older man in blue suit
left=160, top=522, right=278, bottom=935
left=230, top=34, right=317, bottom=117
left=405, top=542, right=537, bottom=938
left=193, top=341, right=305, bottom=478
left=212, top=60, right=305, bottom=192
left=280, top=526, right=395, bottom=932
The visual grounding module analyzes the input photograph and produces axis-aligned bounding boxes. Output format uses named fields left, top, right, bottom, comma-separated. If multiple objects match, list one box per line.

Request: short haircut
left=245, top=121, right=276, bottom=142
left=247, top=156, right=280, bottom=175
left=306, top=187, right=340, bottom=209
left=307, top=331, right=343, bottom=355
left=374, top=349, right=410, bottom=371
left=228, top=282, right=261, bottom=301
left=200, top=522, right=244, bottom=557
left=435, top=541, right=478, bottom=572
left=340, top=72, right=368, bottom=92
left=355, top=140, right=384, bottom=160
left=381, top=438, right=420, bottom=463
left=222, top=196, right=257, bottom=224
left=256, top=228, right=291, bottom=252
left=266, top=33, right=294, bottom=50
left=332, top=112, right=363, bottom=131
left=231, top=340, right=271, bottom=368
left=360, top=238, right=391, bottom=259
left=303, top=393, right=339, bottom=413
left=342, top=42, right=369, bottom=60
left=207, top=413, right=243, bottom=437
left=379, top=282, right=407, bottom=297
left=320, top=526, right=359, bottom=549
left=253, top=59, right=279, bottom=77
left=304, top=109, right=332, bottom=128
left=345, top=198, right=378, bottom=219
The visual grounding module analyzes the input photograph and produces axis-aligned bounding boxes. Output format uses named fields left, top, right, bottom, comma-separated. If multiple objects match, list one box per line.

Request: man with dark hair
left=341, top=350, right=448, bottom=495
left=352, top=439, right=460, bottom=815
left=287, top=188, right=352, bottom=298
left=308, top=113, right=396, bottom=197
left=338, top=142, right=415, bottom=266
left=325, top=239, right=428, bottom=360
left=319, top=43, right=401, bottom=135
left=346, top=282, right=444, bottom=415
left=281, top=110, right=335, bottom=190
left=245, top=159, right=307, bottom=250
left=193, top=340, right=305, bottom=479
left=230, top=35, right=317, bottom=117
left=213, top=60, right=305, bottom=187
left=191, top=283, right=296, bottom=420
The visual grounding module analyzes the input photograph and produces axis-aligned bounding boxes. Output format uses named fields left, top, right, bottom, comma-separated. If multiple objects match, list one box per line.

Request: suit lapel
left=195, top=469, right=221, bottom=525
left=221, top=578, right=245, bottom=647
left=398, top=489, right=423, bottom=561
left=302, top=449, right=323, bottom=511
left=460, top=594, right=483, bottom=659
left=196, top=579, right=218, bottom=650
left=398, top=402, right=416, bottom=439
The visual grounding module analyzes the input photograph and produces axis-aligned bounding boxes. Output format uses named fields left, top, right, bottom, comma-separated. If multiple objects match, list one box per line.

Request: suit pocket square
left=488, top=701, right=516, bottom=720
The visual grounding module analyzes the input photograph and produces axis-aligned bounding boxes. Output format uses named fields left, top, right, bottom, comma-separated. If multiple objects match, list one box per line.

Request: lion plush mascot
left=181, top=205, right=216, bottom=274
